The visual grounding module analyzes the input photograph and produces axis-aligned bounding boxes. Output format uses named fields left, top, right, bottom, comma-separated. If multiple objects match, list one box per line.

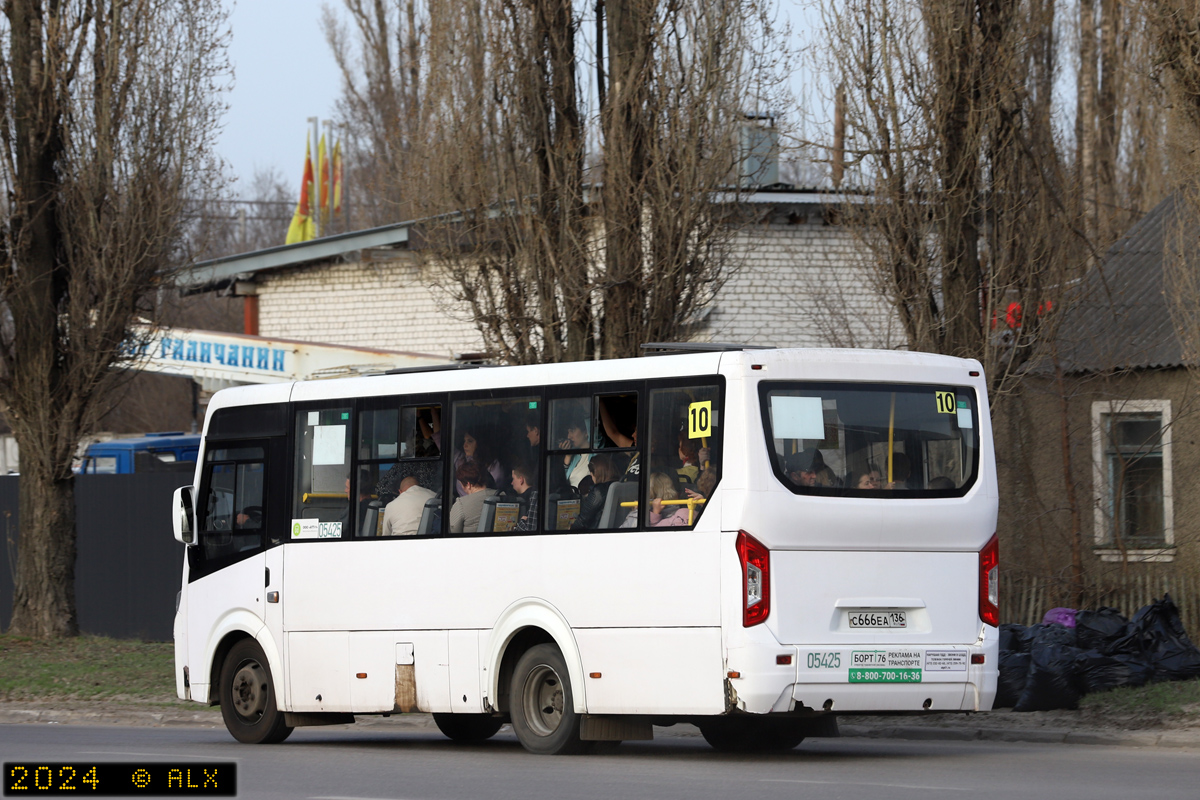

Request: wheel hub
left=231, top=660, right=268, bottom=722
left=522, top=663, right=564, bottom=737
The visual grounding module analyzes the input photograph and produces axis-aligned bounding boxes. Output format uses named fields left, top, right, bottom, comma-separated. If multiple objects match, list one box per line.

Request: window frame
left=445, top=386, right=546, bottom=537
left=356, top=392, right=447, bottom=539
left=189, top=440, right=271, bottom=580
left=757, top=380, right=981, bottom=498
left=1091, top=399, right=1175, bottom=562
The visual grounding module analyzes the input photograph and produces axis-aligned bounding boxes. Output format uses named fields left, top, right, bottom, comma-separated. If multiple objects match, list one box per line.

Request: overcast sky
left=217, top=0, right=815, bottom=201
left=218, top=0, right=342, bottom=199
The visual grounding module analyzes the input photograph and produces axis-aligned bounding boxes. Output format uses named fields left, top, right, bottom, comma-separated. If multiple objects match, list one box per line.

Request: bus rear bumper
left=728, top=640, right=998, bottom=714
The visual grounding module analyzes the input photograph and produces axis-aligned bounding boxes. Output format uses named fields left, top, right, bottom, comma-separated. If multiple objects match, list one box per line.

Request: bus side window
left=358, top=404, right=443, bottom=538
left=199, top=446, right=266, bottom=560
left=293, top=407, right=353, bottom=537
left=646, top=385, right=721, bottom=528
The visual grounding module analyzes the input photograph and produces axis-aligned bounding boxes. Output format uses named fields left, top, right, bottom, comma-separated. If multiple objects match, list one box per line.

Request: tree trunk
left=601, top=0, right=651, bottom=360
left=8, top=471, right=79, bottom=638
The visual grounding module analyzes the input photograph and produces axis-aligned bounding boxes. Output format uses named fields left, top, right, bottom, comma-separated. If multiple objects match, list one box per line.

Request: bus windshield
left=761, top=381, right=979, bottom=496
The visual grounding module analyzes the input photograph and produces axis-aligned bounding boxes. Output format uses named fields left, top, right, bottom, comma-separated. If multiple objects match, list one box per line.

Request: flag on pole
left=285, top=139, right=316, bottom=244
left=317, top=134, right=329, bottom=224
left=332, top=140, right=344, bottom=215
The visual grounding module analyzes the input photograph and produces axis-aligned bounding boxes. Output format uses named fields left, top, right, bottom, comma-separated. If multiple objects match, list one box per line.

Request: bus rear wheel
left=509, top=644, right=589, bottom=755
left=219, top=639, right=293, bottom=744
left=433, top=713, right=505, bottom=742
left=698, top=718, right=805, bottom=753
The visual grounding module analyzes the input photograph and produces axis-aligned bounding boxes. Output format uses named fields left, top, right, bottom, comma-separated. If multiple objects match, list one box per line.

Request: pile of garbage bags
left=995, top=594, right=1200, bottom=712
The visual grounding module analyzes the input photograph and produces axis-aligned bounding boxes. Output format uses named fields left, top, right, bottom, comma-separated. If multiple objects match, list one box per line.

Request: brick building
left=181, top=189, right=899, bottom=357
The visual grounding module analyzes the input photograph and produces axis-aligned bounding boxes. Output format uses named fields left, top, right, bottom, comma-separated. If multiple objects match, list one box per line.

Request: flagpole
left=323, top=118, right=334, bottom=235
left=307, top=116, right=319, bottom=236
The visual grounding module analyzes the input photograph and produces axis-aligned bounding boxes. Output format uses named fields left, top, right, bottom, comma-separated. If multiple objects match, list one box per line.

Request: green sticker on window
left=341, top=412, right=349, bottom=420
left=529, top=401, right=538, bottom=409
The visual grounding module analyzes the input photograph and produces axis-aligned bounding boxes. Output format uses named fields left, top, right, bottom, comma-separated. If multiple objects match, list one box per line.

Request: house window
left=1091, top=400, right=1174, bottom=562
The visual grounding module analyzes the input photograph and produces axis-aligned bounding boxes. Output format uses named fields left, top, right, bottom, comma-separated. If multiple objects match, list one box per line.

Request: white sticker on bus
left=925, top=650, right=968, bottom=671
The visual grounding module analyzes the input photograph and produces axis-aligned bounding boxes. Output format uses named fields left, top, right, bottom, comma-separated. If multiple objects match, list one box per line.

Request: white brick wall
left=255, top=211, right=902, bottom=355
left=703, top=217, right=902, bottom=349
left=257, top=255, right=484, bottom=359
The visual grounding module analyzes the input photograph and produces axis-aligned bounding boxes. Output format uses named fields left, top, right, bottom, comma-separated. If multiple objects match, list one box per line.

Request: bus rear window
left=761, top=382, right=979, bottom=496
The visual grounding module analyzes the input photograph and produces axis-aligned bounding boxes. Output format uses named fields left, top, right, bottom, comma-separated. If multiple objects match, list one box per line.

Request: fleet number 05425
left=806, top=652, right=841, bottom=669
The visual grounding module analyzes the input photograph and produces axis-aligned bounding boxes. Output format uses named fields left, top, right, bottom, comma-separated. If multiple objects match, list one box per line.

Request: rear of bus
left=721, top=349, right=998, bottom=719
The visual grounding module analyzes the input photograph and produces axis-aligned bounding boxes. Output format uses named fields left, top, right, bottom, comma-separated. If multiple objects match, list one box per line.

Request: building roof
left=1058, top=194, right=1190, bottom=373
left=175, top=185, right=855, bottom=291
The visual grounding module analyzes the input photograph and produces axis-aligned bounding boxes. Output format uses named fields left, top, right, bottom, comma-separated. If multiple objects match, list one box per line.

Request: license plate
left=848, top=610, right=907, bottom=628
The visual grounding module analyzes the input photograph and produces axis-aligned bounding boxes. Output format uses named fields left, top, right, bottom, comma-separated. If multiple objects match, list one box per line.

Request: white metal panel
left=281, top=529, right=722, bottom=634
left=348, top=632, right=400, bottom=712
left=768, top=551, right=981, bottom=646
left=288, top=631, right=351, bottom=712
left=574, top=628, right=725, bottom=714
left=185, top=554, right=267, bottom=699
left=448, top=630, right=483, bottom=713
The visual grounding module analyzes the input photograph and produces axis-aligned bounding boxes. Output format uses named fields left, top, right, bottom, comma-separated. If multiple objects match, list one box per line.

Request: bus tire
left=219, top=639, right=293, bottom=744
left=509, top=643, right=589, bottom=755
left=698, top=718, right=804, bottom=753
left=432, top=713, right=505, bottom=742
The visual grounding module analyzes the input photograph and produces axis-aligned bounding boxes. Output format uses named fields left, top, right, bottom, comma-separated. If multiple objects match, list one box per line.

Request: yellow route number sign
left=688, top=401, right=713, bottom=438
left=935, top=391, right=957, bottom=414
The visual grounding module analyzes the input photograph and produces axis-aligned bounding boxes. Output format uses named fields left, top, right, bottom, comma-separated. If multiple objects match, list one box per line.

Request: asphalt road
left=2, top=722, right=1198, bottom=800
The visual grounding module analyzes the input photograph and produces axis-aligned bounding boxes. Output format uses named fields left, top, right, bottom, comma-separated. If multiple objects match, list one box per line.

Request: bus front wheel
left=433, top=713, right=505, bottom=742
left=218, top=639, right=293, bottom=744
left=509, top=644, right=589, bottom=755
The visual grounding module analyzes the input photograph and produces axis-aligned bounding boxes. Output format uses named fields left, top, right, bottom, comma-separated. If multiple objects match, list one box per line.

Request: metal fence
left=0, top=474, right=188, bottom=641
left=1001, top=572, right=1200, bottom=641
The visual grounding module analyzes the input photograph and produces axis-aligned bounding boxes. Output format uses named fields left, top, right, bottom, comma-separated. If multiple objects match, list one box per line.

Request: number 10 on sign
left=688, top=401, right=712, bottom=438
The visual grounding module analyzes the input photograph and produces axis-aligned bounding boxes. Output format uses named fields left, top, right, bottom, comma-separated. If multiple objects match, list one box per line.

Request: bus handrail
left=619, top=497, right=706, bottom=525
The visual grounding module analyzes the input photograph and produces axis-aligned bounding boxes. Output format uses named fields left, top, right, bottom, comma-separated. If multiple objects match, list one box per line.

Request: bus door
left=188, top=439, right=286, bottom=696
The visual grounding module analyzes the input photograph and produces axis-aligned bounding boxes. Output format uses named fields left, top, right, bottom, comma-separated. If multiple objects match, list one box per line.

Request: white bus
left=171, top=346, right=999, bottom=755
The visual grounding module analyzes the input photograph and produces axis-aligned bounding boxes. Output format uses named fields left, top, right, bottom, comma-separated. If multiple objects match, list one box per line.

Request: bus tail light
left=979, top=533, right=999, bottom=627
left=736, top=530, right=770, bottom=627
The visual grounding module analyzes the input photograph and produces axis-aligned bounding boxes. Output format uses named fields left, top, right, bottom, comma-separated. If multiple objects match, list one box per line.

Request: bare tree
left=0, top=0, right=230, bottom=638
left=820, top=0, right=1088, bottom=398
left=186, top=167, right=296, bottom=259
left=323, top=0, right=428, bottom=227
left=327, top=0, right=790, bottom=364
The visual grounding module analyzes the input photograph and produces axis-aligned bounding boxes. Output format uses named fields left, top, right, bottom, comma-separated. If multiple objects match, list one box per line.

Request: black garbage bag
left=994, top=651, right=1032, bottom=708
left=1013, top=641, right=1083, bottom=712
left=999, top=623, right=1027, bottom=653
left=1109, top=595, right=1200, bottom=682
left=1075, top=607, right=1129, bottom=654
left=1073, top=649, right=1153, bottom=695
left=1019, top=622, right=1077, bottom=652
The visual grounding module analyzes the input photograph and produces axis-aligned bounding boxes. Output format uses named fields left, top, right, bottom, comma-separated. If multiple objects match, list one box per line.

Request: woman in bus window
left=454, top=428, right=504, bottom=495
left=571, top=454, right=619, bottom=530
left=561, top=419, right=591, bottom=488
left=623, top=472, right=689, bottom=528
left=676, top=432, right=700, bottom=484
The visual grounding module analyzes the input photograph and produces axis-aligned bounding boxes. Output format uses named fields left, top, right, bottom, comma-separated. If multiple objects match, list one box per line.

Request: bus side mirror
left=173, top=485, right=196, bottom=545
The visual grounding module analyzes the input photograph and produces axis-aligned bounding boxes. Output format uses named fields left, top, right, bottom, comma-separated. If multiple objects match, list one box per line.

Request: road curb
left=838, top=723, right=1200, bottom=749
left=2, top=706, right=1198, bottom=749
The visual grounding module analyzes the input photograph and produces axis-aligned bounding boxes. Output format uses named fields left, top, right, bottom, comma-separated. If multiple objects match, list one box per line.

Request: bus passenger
left=852, top=470, right=882, bottom=490
left=449, top=462, right=499, bottom=533
left=676, top=432, right=700, bottom=483
left=454, top=429, right=504, bottom=495
left=599, top=397, right=639, bottom=478
left=624, top=472, right=689, bottom=528
left=571, top=454, right=619, bottom=530
left=885, top=453, right=913, bottom=490
left=382, top=476, right=436, bottom=537
left=509, top=462, right=538, bottom=531
left=561, top=419, right=591, bottom=488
